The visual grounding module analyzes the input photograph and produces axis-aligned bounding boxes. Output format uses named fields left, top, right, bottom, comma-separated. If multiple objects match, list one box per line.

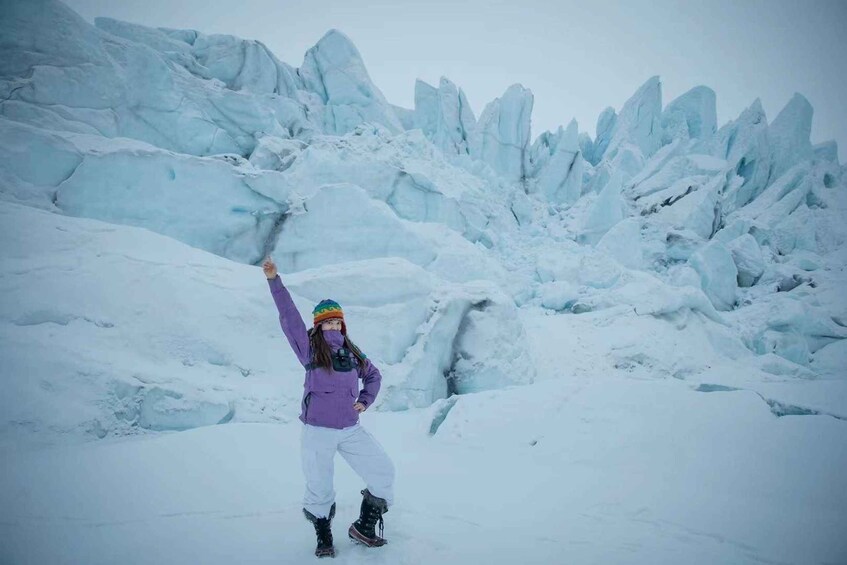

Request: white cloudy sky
left=65, top=0, right=846, bottom=160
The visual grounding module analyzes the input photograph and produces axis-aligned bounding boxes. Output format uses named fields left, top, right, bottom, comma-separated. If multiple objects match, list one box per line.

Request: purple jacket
left=267, top=275, right=382, bottom=429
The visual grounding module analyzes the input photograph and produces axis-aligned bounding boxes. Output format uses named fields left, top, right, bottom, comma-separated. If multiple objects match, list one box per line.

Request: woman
left=263, top=258, right=395, bottom=558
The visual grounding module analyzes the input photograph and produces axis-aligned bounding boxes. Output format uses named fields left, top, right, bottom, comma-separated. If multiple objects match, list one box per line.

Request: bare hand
left=353, top=402, right=366, bottom=413
left=262, top=257, right=278, bottom=279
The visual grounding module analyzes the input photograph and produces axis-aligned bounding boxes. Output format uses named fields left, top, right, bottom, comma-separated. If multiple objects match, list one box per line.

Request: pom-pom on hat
left=313, top=299, right=346, bottom=332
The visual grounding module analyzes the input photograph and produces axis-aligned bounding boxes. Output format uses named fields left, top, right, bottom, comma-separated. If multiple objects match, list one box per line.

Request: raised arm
left=264, top=259, right=310, bottom=367
left=356, top=358, right=382, bottom=408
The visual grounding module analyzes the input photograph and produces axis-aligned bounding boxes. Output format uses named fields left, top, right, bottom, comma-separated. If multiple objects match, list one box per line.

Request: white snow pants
left=301, top=423, right=395, bottom=519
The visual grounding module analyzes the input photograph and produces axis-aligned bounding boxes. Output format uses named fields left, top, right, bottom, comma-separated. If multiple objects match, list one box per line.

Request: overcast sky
left=65, top=0, right=846, bottom=161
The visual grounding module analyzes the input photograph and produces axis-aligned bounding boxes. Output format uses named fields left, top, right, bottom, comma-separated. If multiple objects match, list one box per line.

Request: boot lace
left=315, top=518, right=333, bottom=548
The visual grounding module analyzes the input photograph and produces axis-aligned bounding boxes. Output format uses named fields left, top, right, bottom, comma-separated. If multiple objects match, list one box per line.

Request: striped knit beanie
left=313, top=299, right=345, bottom=329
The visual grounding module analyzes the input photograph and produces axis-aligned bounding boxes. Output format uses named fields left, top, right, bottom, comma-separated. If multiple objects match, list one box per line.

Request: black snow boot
left=348, top=489, right=389, bottom=547
left=304, top=502, right=336, bottom=558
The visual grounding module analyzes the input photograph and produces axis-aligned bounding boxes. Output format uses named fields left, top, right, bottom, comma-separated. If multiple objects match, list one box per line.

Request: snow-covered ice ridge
left=0, top=0, right=845, bottom=443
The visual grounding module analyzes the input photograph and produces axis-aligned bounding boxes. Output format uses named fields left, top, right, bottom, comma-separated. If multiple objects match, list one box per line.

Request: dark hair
left=307, top=326, right=368, bottom=370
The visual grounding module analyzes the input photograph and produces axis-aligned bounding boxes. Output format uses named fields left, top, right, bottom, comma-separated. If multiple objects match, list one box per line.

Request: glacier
left=1, top=0, right=846, bottom=563
left=2, top=0, right=845, bottom=458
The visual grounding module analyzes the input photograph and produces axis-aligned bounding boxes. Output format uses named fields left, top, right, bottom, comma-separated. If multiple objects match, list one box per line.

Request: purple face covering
left=322, top=329, right=345, bottom=349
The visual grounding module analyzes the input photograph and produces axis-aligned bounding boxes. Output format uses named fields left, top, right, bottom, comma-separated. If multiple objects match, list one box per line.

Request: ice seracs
left=527, top=119, right=585, bottom=205
left=469, top=84, right=534, bottom=182
left=299, top=29, right=404, bottom=135
left=660, top=85, right=717, bottom=146
left=767, top=93, right=814, bottom=182
left=413, top=77, right=476, bottom=156
left=706, top=98, right=771, bottom=211
left=580, top=170, right=627, bottom=244
left=0, top=0, right=845, bottom=439
left=600, top=76, right=663, bottom=164
left=589, top=106, right=617, bottom=165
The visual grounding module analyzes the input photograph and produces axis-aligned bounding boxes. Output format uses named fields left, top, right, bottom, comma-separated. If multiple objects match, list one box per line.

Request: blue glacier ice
left=469, top=84, right=533, bottom=182
left=0, top=0, right=845, bottom=440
